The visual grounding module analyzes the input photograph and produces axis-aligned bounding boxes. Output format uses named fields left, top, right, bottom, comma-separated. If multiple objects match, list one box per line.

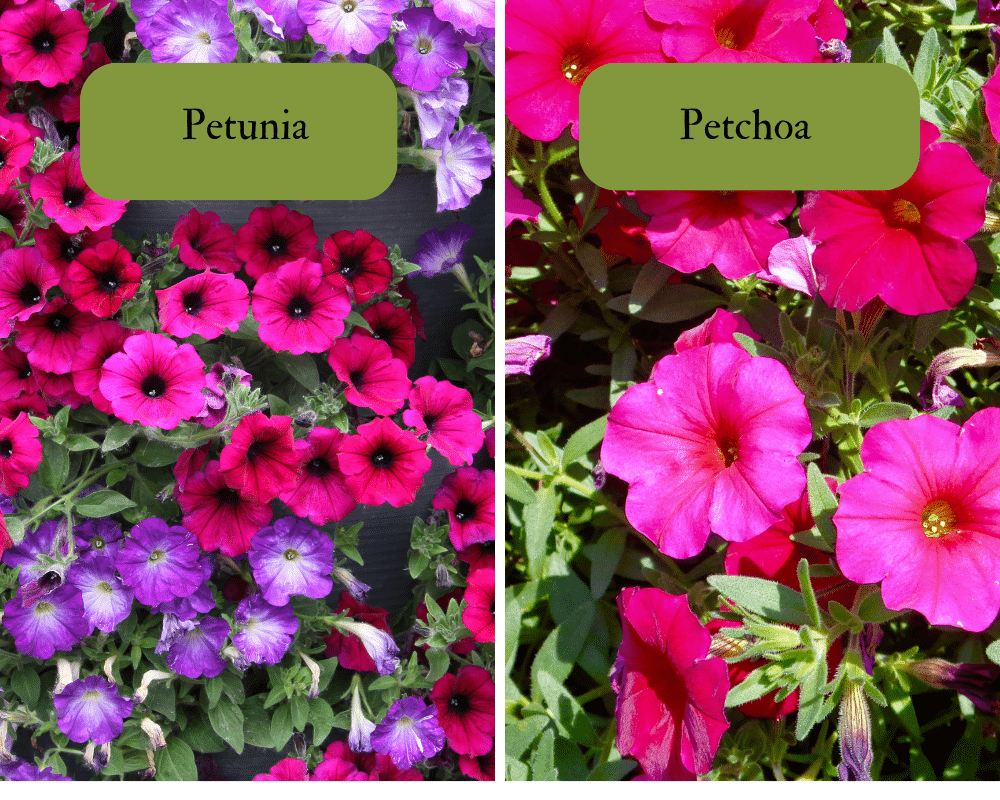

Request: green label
left=578, top=63, right=919, bottom=190
left=81, top=63, right=396, bottom=200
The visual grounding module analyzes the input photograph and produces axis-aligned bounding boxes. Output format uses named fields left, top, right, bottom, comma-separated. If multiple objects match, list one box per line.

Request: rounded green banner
left=81, top=63, right=397, bottom=200
left=578, top=63, right=919, bottom=191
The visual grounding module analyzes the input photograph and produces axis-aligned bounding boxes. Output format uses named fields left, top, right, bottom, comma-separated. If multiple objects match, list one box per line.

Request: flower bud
left=298, top=651, right=322, bottom=699
left=332, top=618, right=400, bottom=676
left=332, top=564, right=370, bottom=603
left=134, top=670, right=173, bottom=703
left=837, top=682, right=873, bottom=781
left=348, top=682, right=376, bottom=753
left=905, top=658, right=1000, bottom=715
left=53, top=659, right=80, bottom=695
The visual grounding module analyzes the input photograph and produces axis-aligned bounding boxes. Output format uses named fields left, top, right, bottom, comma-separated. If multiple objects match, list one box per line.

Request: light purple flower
left=53, top=676, right=133, bottom=745
left=248, top=517, right=334, bottom=606
left=152, top=577, right=215, bottom=620
left=0, top=760, right=72, bottom=781
left=255, top=0, right=307, bottom=39
left=155, top=612, right=196, bottom=655
left=393, top=8, right=467, bottom=92
left=505, top=334, right=551, bottom=376
left=469, top=34, right=495, bottom=73
left=430, top=0, right=493, bottom=34
left=2, top=586, right=92, bottom=659
left=405, top=75, right=469, bottom=149
left=370, top=696, right=445, bottom=769
left=75, top=518, right=124, bottom=561
left=298, top=0, right=407, bottom=56
left=67, top=553, right=134, bottom=633
left=115, top=518, right=208, bottom=606
left=759, top=236, right=817, bottom=297
left=331, top=616, right=399, bottom=675
left=233, top=594, right=299, bottom=665
left=146, top=0, right=238, bottom=63
left=165, top=616, right=230, bottom=678
left=433, top=125, right=492, bottom=212
left=309, top=47, right=366, bottom=62
left=413, top=222, right=474, bottom=278
left=233, top=0, right=287, bottom=39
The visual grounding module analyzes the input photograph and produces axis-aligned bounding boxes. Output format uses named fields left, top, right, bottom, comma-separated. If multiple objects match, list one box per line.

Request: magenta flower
left=14, top=297, right=99, bottom=374
left=647, top=0, right=829, bottom=63
left=402, top=375, right=483, bottom=466
left=171, top=208, right=240, bottom=273
left=338, top=417, right=433, bottom=508
left=30, top=147, right=127, bottom=235
left=248, top=517, right=334, bottom=606
left=612, top=587, right=729, bottom=780
left=636, top=190, right=795, bottom=279
left=329, top=334, right=411, bottom=416
left=53, top=676, right=133, bottom=745
left=219, top=413, right=300, bottom=503
left=252, top=258, right=351, bottom=354
left=66, top=241, right=141, bottom=318
left=99, top=332, right=206, bottom=429
left=432, top=467, right=495, bottom=551
left=800, top=121, right=990, bottom=315
left=835, top=408, right=1000, bottom=632
left=506, top=0, right=663, bottom=140
left=393, top=8, right=468, bottom=92
left=0, top=0, right=89, bottom=86
left=281, top=427, right=357, bottom=526
left=601, top=343, right=812, bottom=559
left=235, top=203, right=319, bottom=281
left=156, top=271, right=249, bottom=339
left=673, top=308, right=759, bottom=353
left=70, top=320, right=135, bottom=414
left=0, top=247, right=58, bottom=338
left=0, top=412, right=43, bottom=496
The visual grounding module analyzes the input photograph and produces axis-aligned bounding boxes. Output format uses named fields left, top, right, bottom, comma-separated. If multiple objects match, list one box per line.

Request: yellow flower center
left=890, top=199, right=921, bottom=226
left=196, top=30, right=212, bottom=45
left=716, top=27, right=738, bottom=49
left=82, top=690, right=103, bottom=702
left=922, top=499, right=958, bottom=539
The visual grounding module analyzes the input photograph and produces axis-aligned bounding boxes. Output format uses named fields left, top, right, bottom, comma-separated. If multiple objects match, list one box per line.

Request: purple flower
left=433, top=125, right=492, bottom=212
left=145, top=0, right=238, bottom=63
left=53, top=676, right=133, bottom=745
left=413, top=222, right=474, bottom=278
left=2, top=585, right=92, bottom=659
left=370, top=696, right=445, bottom=769
left=393, top=8, right=467, bottom=92
left=75, top=518, right=124, bottom=561
left=2, top=520, right=61, bottom=585
left=66, top=553, right=134, bottom=633
left=152, top=578, right=215, bottom=620
left=233, top=594, right=299, bottom=665
left=298, top=0, right=406, bottom=56
left=197, top=361, right=253, bottom=427
left=504, top=334, right=551, bottom=376
left=165, top=615, right=230, bottom=678
left=0, top=760, right=72, bottom=781
left=233, top=0, right=286, bottom=39
left=404, top=75, right=469, bottom=149
left=155, top=612, right=196, bottom=654
left=430, top=0, right=493, bottom=34
left=468, top=34, right=494, bottom=73
left=330, top=616, right=400, bottom=675
left=248, top=517, right=334, bottom=606
left=115, top=518, right=208, bottom=606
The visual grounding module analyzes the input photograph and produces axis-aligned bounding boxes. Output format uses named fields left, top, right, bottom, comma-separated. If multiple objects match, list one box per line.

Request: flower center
left=416, top=36, right=433, bottom=55
left=0, top=438, right=12, bottom=459
left=91, top=536, right=105, bottom=549
left=216, top=487, right=241, bottom=507
left=18, top=282, right=41, bottom=306
left=716, top=435, right=739, bottom=468
left=340, top=0, right=356, bottom=11
left=62, top=187, right=86, bottom=209
left=287, top=295, right=312, bottom=319
left=307, top=456, right=331, bottom=477
left=96, top=581, right=114, bottom=596
left=17, top=363, right=31, bottom=380
left=141, top=374, right=167, bottom=398
left=47, top=312, right=69, bottom=332
left=448, top=693, right=471, bottom=714
left=82, top=690, right=103, bottom=701
left=0, top=152, right=6, bottom=168
left=283, top=548, right=300, bottom=561
left=922, top=499, right=958, bottom=538
left=182, top=291, right=204, bottom=315
left=454, top=498, right=477, bottom=522
left=264, top=233, right=287, bottom=255
left=716, top=26, right=738, bottom=49
left=32, top=31, right=56, bottom=53
left=246, top=440, right=268, bottom=461
left=889, top=199, right=921, bottom=227
left=370, top=446, right=394, bottom=468
left=196, top=30, right=212, bottom=45
left=97, top=269, right=119, bottom=292
left=147, top=548, right=166, bottom=563
left=339, top=253, right=361, bottom=277
left=62, top=240, right=82, bottom=261
left=560, top=48, right=594, bottom=84
left=348, top=369, right=364, bottom=388
left=35, top=601, right=54, bottom=615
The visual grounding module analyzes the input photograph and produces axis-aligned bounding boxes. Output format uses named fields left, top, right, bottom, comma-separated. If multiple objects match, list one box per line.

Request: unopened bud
left=905, top=658, right=1000, bottom=715
left=298, top=651, right=322, bottom=698
left=332, top=564, right=370, bottom=602
left=223, top=645, right=249, bottom=672
left=708, top=632, right=747, bottom=660
left=53, top=659, right=80, bottom=695
left=348, top=682, right=375, bottom=753
left=837, top=682, right=873, bottom=781
left=103, top=655, right=118, bottom=684
left=435, top=562, right=452, bottom=589
left=919, top=347, right=1000, bottom=411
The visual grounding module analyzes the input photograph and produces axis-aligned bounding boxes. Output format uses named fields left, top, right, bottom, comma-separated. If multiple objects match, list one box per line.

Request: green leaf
left=524, top=484, right=557, bottom=580
left=208, top=698, right=245, bottom=754
left=505, top=467, right=536, bottom=504
left=575, top=242, right=608, bottom=291
left=506, top=715, right=550, bottom=762
left=583, top=527, right=626, bottom=600
left=309, top=698, right=335, bottom=746
left=806, top=463, right=837, bottom=549
left=530, top=727, right=557, bottom=780
left=291, top=694, right=309, bottom=732
left=912, top=27, right=939, bottom=94
left=11, top=669, right=39, bottom=707
left=797, top=557, right=822, bottom=628
left=155, top=736, right=197, bottom=781
left=64, top=434, right=100, bottom=451
left=426, top=647, right=451, bottom=682
left=102, top=423, right=137, bottom=453
left=707, top=574, right=810, bottom=624
left=732, top=331, right=785, bottom=361
left=271, top=703, right=293, bottom=750
left=857, top=588, right=902, bottom=623
left=794, top=651, right=830, bottom=740
left=986, top=639, right=1000, bottom=666
left=562, top=415, right=607, bottom=467
left=181, top=711, right=227, bottom=754
left=537, top=670, right=596, bottom=746
left=531, top=602, right=596, bottom=698
left=505, top=588, right=522, bottom=675
left=243, top=700, right=274, bottom=749
left=133, top=439, right=182, bottom=467
left=75, top=489, right=136, bottom=518
left=725, top=664, right=782, bottom=708
left=878, top=27, right=909, bottom=70
left=0, top=215, right=14, bottom=237
left=39, top=439, right=70, bottom=491
left=587, top=760, right=638, bottom=781
left=615, top=283, right=722, bottom=324
left=277, top=352, right=321, bottom=392
left=204, top=676, right=223, bottom=710
left=858, top=401, right=914, bottom=427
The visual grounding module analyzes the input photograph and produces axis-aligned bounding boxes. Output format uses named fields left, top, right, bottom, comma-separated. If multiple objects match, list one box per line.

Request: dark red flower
left=178, top=460, right=273, bottom=558
left=58, top=42, right=111, bottom=123
left=280, top=426, right=357, bottom=526
left=402, top=376, right=483, bottom=466
left=322, top=593, right=393, bottom=672
left=70, top=320, right=134, bottom=414
left=0, top=247, right=59, bottom=337
left=0, top=411, right=42, bottom=495
left=171, top=208, right=240, bottom=273
left=337, top=417, right=432, bottom=507
left=461, top=564, right=494, bottom=644
left=458, top=749, right=494, bottom=781
left=433, top=467, right=494, bottom=551
left=14, top=297, right=99, bottom=374
left=66, top=241, right=141, bottom=317
left=35, top=368, right=87, bottom=407
left=236, top=203, right=319, bottom=280
left=0, top=0, right=88, bottom=87
left=321, top=229, right=392, bottom=303
left=30, top=147, right=127, bottom=234
left=430, top=665, right=494, bottom=756
left=328, top=334, right=411, bottom=416
left=357, top=300, right=417, bottom=367
left=219, top=413, right=299, bottom=503
left=396, top=279, right=425, bottom=340
left=156, top=270, right=250, bottom=339
left=0, top=392, right=47, bottom=418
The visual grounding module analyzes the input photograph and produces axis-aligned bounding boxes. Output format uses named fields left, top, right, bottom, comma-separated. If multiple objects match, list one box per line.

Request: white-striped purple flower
left=2, top=520, right=60, bottom=585
left=248, top=518, right=334, bottom=606
left=233, top=594, right=299, bottom=665
left=145, top=0, right=238, bottom=63
left=66, top=553, right=134, bottom=633
left=370, top=696, right=445, bottom=769
left=164, top=616, right=230, bottom=679
left=115, top=518, right=207, bottom=606
left=2, top=585, right=92, bottom=659
left=151, top=577, right=215, bottom=620
left=53, top=676, right=133, bottom=745
left=432, top=125, right=492, bottom=212
left=298, top=0, right=406, bottom=55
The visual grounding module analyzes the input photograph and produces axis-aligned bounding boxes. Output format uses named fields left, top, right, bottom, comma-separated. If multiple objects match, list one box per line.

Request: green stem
left=532, top=141, right=567, bottom=234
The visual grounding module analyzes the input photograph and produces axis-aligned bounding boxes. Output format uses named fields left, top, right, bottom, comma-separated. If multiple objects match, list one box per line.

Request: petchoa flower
left=800, top=121, right=990, bottom=314
left=371, top=696, right=446, bottom=769
left=612, top=587, right=730, bottom=780
left=248, top=517, right=334, bottom=606
left=506, top=0, right=663, bottom=140
left=233, top=594, right=299, bottom=665
left=637, top=190, right=796, bottom=279
left=601, top=343, right=812, bottom=559
left=835, top=408, right=1000, bottom=631
left=505, top=334, right=551, bottom=376
left=298, top=0, right=407, bottom=55
left=156, top=271, right=249, bottom=339
left=403, top=376, right=484, bottom=465
left=432, top=125, right=493, bottom=212
left=393, top=7, right=467, bottom=92
left=321, top=229, right=392, bottom=303
left=505, top=179, right=541, bottom=227
left=759, top=235, right=817, bottom=296
left=432, top=468, right=494, bottom=551
left=30, top=147, right=127, bottom=234
left=412, top=221, right=474, bottom=278
left=171, top=207, right=240, bottom=273
left=66, top=241, right=141, bottom=317
left=338, top=417, right=433, bottom=507
left=53, top=676, right=133, bottom=745
left=236, top=203, right=319, bottom=280
left=430, top=665, right=494, bottom=756
left=144, top=0, right=238, bottom=63
left=0, top=0, right=89, bottom=86
left=115, top=518, right=207, bottom=606
left=674, top=308, right=759, bottom=353
left=99, top=332, right=206, bottom=429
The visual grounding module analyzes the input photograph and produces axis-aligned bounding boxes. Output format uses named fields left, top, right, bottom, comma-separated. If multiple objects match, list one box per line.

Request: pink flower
left=328, top=335, right=411, bottom=416
left=601, top=343, right=811, bottom=558
left=834, top=408, right=1000, bottom=632
left=156, top=271, right=249, bottom=339
left=432, top=467, right=494, bottom=551
left=674, top=308, right=759, bottom=353
left=70, top=320, right=135, bottom=414
left=505, top=178, right=540, bottom=227
left=280, top=427, right=357, bottom=526
left=0, top=247, right=59, bottom=337
left=14, top=297, right=99, bottom=374
left=506, top=0, right=664, bottom=141
left=337, top=417, right=432, bottom=508
left=171, top=208, right=240, bottom=273
left=30, top=148, right=127, bottom=235
left=637, top=191, right=795, bottom=279
left=759, top=236, right=817, bottom=296
left=647, top=0, right=829, bottom=63
left=253, top=259, right=350, bottom=354
left=612, top=587, right=729, bottom=780
left=800, top=121, right=990, bottom=315
left=402, top=376, right=483, bottom=466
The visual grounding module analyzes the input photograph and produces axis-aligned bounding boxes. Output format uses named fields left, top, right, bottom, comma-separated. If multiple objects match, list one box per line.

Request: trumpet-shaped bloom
left=338, top=417, right=432, bottom=507
left=835, top=408, right=1000, bottom=632
left=0, top=0, right=89, bottom=86
left=248, top=517, right=334, bottom=606
left=371, top=696, right=445, bottom=769
left=602, top=343, right=811, bottom=559
left=53, top=676, right=133, bottom=745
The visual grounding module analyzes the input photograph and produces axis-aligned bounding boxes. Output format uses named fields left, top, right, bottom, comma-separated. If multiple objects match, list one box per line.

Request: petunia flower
left=280, top=427, right=357, bottom=526
left=637, top=190, right=796, bottom=279
left=430, top=665, right=494, bottom=756
left=170, top=208, right=240, bottom=273
left=337, top=417, right=432, bottom=507
left=0, top=412, right=42, bottom=496
left=219, top=412, right=300, bottom=503
left=431, top=125, right=493, bottom=212
left=164, top=615, right=230, bottom=678
left=504, top=178, right=541, bottom=228
left=432, top=467, right=494, bottom=551
left=402, top=75, right=469, bottom=149
left=0, top=346, right=38, bottom=403
left=156, top=271, right=249, bottom=339
left=0, top=247, right=59, bottom=338
left=412, top=221, right=474, bottom=278
left=357, top=301, right=417, bottom=367
left=320, top=229, right=392, bottom=303
left=66, top=241, right=141, bottom=318
left=759, top=235, right=817, bottom=296
left=461, top=563, right=494, bottom=643
left=298, top=0, right=407, bottom=55
left=1, top=584, right=92, bottom=659
left=53, top=675, right=133, bottom=745
left=233, top=594, right=299, bottom=665
left=0, top=0, right=89, bottom=86
left=504, top=334, right=551, bottom=376
left=403, top=376, right=484, bottom=465
left=370, top=696, right=446, bottom=769
left=235, top=203, right=319, bottom=280
left=0, top=116, right=35, bottom=190
left=248, top=517, right=334, bottom=606
left=66, top=552, right=134, bottom=633
left=613, top=587, right=730, bottom=780
left=834, top=408, right=1000, bottom=632
left=393, top=7, right=468, bottom=92
left=36, top=224, right=114, bottom=280
left=601, top=343, right=812, bottom=559
left=145, top=0, right=238, bottom=63
left=30, top=147, right=128, bottom=234
left=115, top=518, right=208, bottom=606
left=328, top=334, right=411, bottom=416
left=70, top=320, right=135, bottom=415
left=800, top=120, right=990, bottom=315
left=14, top=297, right=99, bottom=375
left=323, top=593, right=397, bottom=673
